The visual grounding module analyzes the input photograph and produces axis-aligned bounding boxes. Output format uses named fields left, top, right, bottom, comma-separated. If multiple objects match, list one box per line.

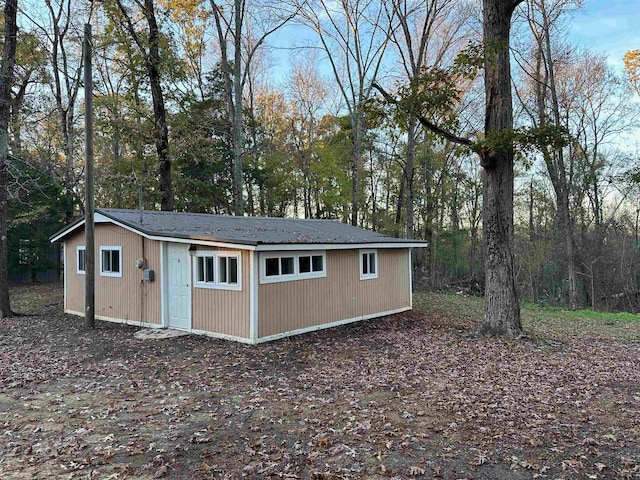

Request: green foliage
left=7, top=157, right=65, bottom=282
left=171, top=74, right=234, bottom=213
left=452, top=41, right=484, bottom=78
left=476, top=125, right=571, bottom=157
left=312, top=115, right=353, bottom=219
left=436, top=228, right=471, bottom=279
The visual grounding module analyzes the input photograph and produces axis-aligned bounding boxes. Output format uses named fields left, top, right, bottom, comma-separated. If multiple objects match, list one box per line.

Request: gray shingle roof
left=90, top=208, right=423, bottom=246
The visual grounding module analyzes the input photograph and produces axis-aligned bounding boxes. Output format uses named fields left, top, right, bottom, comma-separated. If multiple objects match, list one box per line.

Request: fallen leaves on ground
left=1, top=284, right=639, bottom=479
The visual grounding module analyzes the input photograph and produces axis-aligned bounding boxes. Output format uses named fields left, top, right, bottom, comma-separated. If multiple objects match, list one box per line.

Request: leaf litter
left=1, top=284, right=639, bottom=478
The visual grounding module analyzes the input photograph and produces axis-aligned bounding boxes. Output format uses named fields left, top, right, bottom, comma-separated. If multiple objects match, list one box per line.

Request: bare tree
left=112, top=0, right=173, bottom=211
left=209, top=0, right=298, bottom=216
left=286, top=54, right=329, bottom=218
left=0, top=0, right=18, bottom=318
left=295, top=0, right=394, bottom=226
left=34, top=0, right=92, bottom=221
left=513, top=0, right=581, bottom=308
left=385, top=0, right=470, bottom=238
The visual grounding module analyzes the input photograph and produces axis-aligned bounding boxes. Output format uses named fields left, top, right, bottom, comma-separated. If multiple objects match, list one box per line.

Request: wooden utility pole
left=84, top=23, right=95, bottom=329
left=0, top=0, right=18, bottom=319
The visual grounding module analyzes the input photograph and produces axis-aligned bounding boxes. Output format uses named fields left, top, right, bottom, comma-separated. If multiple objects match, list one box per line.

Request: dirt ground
left=1, top=283, right=639, bottom=479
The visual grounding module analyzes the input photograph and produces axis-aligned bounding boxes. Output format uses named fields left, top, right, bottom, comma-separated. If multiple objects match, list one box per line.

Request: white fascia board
left=255, top=242, right=427, bottom=251
left=52, top=213, right=256, bottom=251
left=151, top=236, right=255, bottom=251
left=50, top=220, right=85, bottom=243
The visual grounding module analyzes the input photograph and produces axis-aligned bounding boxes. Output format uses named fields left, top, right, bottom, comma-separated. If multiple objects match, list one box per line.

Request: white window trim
left=99, top=245, right=123, bottom=278
left=193, top=251, right=242, bottom=291
left=76, top=246, right=86, bottom=275
left=360, top=249, right=378, bottom=280
left=259, top=251, right=327, bottom=284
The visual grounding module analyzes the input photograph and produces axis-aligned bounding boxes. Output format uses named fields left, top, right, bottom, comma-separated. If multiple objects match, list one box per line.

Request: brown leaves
left=2, top=284, right=640, bottom=478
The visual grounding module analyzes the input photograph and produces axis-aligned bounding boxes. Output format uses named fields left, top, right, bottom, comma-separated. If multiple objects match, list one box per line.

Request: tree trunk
left=405, top=120, right=416, bottom=239
left=144, top=0, right=172, bottom=211
left=0, top=0, right=18, bottom=318
left=478, top=0, right=523, bottom=338
left=351, top=111, right=363, bottom=227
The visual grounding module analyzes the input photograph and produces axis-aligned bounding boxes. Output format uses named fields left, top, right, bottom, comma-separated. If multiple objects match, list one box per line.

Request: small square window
left=299, top=256, right=311, bottom=273
left=265, top=257, right=279, bottom=276
left=219, top=256, right=239, bottom=285
left=100, top=246, right=122, bottom=277
left=360, top=250, right=378, bottom=280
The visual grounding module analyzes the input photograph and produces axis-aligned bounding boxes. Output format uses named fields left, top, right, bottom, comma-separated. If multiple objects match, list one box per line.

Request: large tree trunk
left=478, top=0, right=523, bottom=338
left=144, top=0, right=172, bottom=211
left=0, top=0, right=18, bottom=318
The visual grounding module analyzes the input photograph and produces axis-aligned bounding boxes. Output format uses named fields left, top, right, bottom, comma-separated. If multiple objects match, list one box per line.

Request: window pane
left=299, top=256, right=311, bottom=273
left=362, top=253, right=368, bottom=274
left=219, top=256, right=228, bottom=283
left=78, top=250, right=85, bottom=271
left=229, top=257, right=238, bottom=284
left=103, top=250, right=111, bottom=272
left=281, top=257, right=294, bottom=275
left=369, top=253, right=376, bottom=275
left=312, top=255, right=323, bottom=272
left=265, top=257, right=279, bottom=276
left=111, top=250, right=120, bottom=273
left=196, top=257, right=204, bottom=282
left=205, top=257, right=214, bottom=282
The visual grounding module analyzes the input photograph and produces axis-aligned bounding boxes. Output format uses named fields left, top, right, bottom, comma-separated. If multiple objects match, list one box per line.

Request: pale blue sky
left=569, top=0, right=640, bottom=72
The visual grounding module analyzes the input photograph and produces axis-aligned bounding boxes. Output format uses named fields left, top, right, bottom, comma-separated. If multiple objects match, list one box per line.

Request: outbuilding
left=51, top=208, right=426, bottom=343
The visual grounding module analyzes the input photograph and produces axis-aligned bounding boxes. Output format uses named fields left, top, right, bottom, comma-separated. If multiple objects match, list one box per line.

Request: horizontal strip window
left=194, top=251, right=241, bottom=291
left=260, top=251, right=326, bottom=284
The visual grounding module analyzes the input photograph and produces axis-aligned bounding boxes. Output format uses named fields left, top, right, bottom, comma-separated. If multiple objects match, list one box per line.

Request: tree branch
left=371, top=81, right=474, bottom=147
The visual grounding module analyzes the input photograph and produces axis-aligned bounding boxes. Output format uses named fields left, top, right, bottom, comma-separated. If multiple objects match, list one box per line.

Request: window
left=19, top=239, right=34, bottom=266
left=360, top=249, right=378, bottom=280
left=298, top=254, right=324, bottom=274
left=260, top=251, right=326, bottom=283
left=100, top=246, right=122, bottom=278
left=265, top=256, right=295, bottom=278
left=194, top=251, right=241, bottom=290
left=77, top=246, right=86, bottom=274
left=219, top=255, right=239, bottom=285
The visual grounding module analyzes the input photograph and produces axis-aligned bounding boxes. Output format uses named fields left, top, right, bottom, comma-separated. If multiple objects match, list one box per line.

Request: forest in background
left=3, top=0, right=640, bottom=313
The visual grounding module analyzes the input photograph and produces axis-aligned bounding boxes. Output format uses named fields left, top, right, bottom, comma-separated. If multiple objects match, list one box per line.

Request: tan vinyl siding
left=191, top=247, right=251, bottom=339
left=258, top=248, right=410, bottom=337
left=64, top=225, right=162, bottom=324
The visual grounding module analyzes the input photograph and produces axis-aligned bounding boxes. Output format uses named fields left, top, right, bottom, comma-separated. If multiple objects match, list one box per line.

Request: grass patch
left=413, top=291, right=640, bottom=341
left=9, top=282, right=63, bottom=315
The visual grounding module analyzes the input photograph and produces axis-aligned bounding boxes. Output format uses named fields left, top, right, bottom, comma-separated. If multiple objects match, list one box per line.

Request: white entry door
left=167, top=243, right=192, bottom=330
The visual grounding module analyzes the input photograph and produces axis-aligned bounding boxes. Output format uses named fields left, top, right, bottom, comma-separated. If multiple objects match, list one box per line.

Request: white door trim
left=166, top=242, right=192, bottom=330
